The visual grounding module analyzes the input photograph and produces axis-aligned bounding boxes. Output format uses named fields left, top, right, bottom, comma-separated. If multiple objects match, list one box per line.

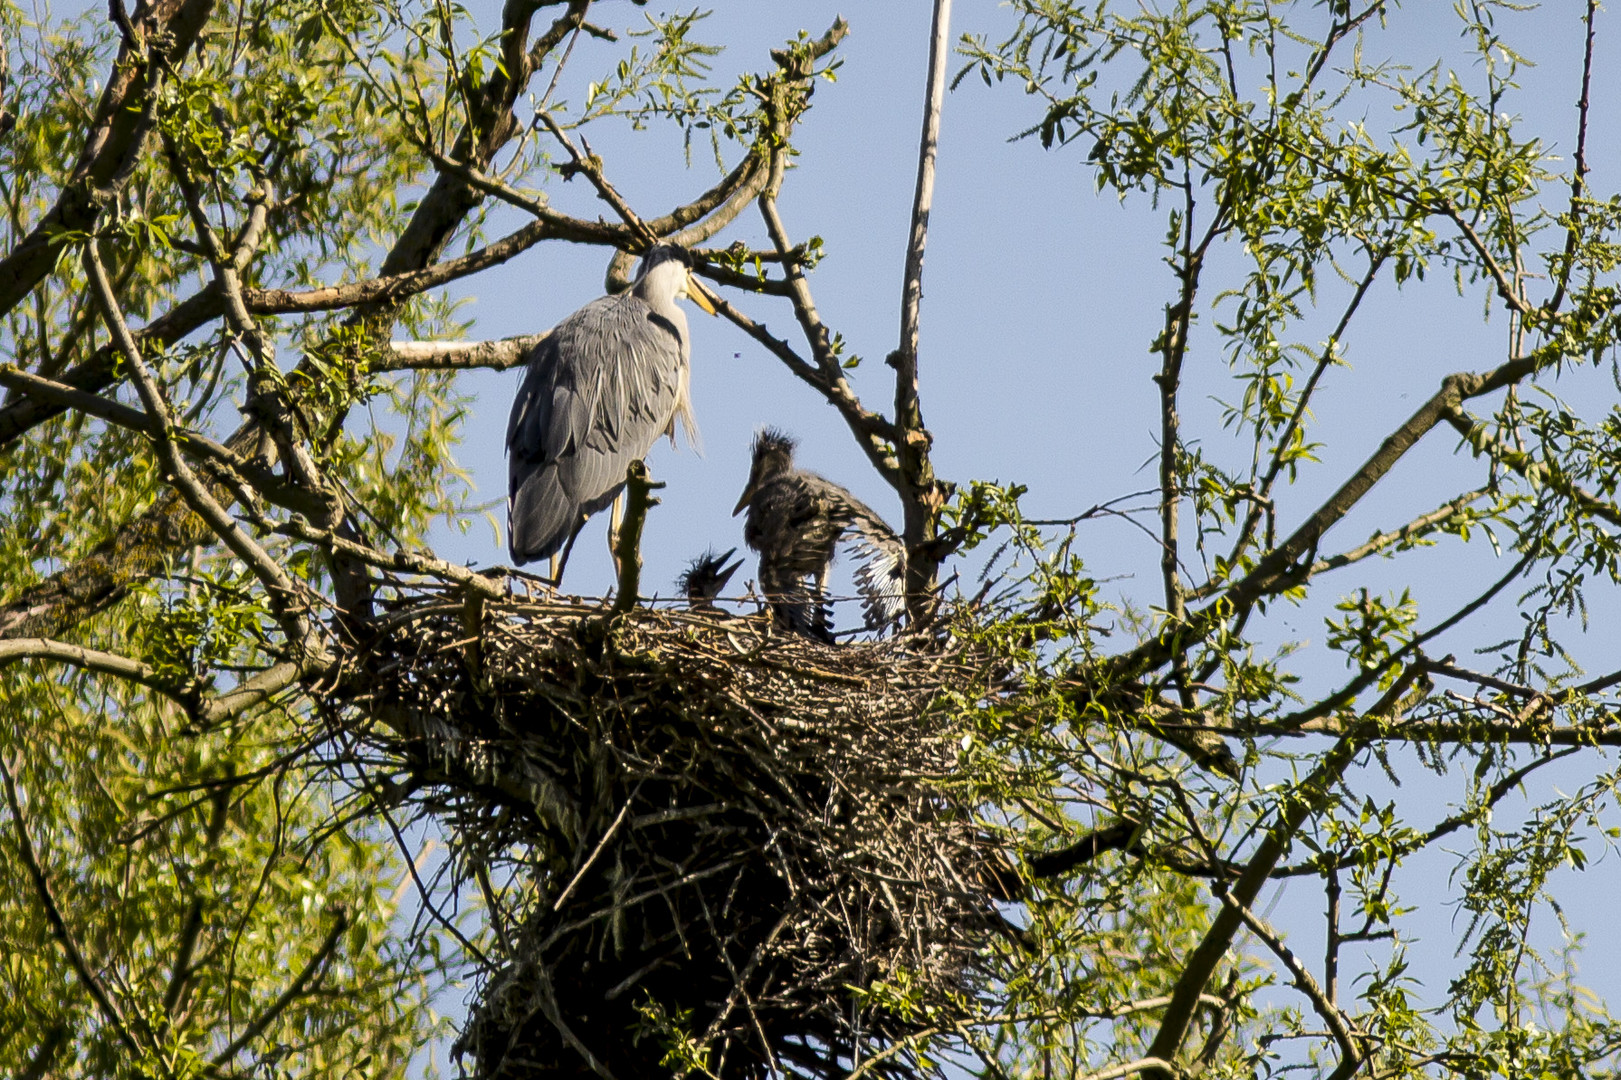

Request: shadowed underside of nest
left=341, top=592, right=1004, bottom=1080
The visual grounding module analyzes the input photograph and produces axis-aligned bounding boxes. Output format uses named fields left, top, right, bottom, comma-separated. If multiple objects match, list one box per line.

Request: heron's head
left=635, top=243, right=718, bottom=315
left=732, top=428, right=797, bottom=515
left=676, top=547, right=742, bottom=606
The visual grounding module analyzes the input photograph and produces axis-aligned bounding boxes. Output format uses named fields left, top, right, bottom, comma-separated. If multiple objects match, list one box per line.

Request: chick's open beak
left=686, top=271, right=719, bottom=316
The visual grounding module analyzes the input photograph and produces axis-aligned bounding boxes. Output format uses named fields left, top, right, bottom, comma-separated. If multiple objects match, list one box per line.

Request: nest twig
left=338, top=590, right=1005, bottom=1080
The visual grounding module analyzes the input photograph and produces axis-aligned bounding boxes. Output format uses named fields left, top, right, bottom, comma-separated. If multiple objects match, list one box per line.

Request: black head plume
left=677, top=547, right=742, bottom=605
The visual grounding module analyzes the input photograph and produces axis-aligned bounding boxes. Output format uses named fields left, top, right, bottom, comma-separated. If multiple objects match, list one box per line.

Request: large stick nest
left=341, top=591, right=1008, bottom=1080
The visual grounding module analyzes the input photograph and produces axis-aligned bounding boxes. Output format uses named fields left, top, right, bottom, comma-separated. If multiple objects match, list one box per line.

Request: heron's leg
left=605, top=493, right=625, bottom=578
left=550, top=514, right=588, bottom=590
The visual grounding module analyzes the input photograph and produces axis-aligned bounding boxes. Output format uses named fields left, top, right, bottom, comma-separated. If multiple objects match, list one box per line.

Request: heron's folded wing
left=558, top=297, right=685, bottom=505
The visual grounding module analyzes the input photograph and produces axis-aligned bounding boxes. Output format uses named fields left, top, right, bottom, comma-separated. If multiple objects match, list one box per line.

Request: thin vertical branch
left=896, top=0, right=953, bottom=379
left=1158, top=178, right=1198, bottom=629
left=889, top=0, right=953, bottom=617
left=1543, top=0, right=1597, bottom=316
left=1325, top=868, right=1341, bottom=1007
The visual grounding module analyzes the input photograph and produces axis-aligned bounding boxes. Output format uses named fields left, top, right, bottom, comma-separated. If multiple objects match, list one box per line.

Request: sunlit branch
left=1301, top=487, right=1492, bottom=578
left=1227, top=247, right=1389, bottom=572
left=1221, top=894, right=1363, bottom=1077
left=1444, top=405, right=1621, bottom=529
left=0, top=363, right=329, bottom=518
left=382, top=333, right=549, bottom=372
left=1145, top=666, right=1423, bottom=1074
left=1544, top=0, right=1599, bottom=315
left=0, top=637, right=181, bottom=699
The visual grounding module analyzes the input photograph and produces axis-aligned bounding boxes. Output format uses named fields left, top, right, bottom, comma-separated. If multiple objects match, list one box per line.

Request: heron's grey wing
left=557, top=295, right=686, bottom=519
left=506, top=332, right=584, bottom=563
left=504, top=294, right=688, bottom=564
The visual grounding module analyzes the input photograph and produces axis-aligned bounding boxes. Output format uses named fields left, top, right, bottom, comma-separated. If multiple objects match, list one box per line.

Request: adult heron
left=676, top=548, right=743, bottom=612
left=732, top=428, right=907, bottom=640
left=507, top=244, right=718, bottom=574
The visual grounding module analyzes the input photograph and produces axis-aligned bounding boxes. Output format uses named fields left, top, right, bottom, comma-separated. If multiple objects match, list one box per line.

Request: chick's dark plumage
left=677, top=548, right=742, bottom=611
left=732, top=429, right=906, bottom=640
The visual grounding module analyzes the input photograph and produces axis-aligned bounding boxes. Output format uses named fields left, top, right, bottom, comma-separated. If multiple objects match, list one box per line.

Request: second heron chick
left=732, top=429, right=907, bottom=640
left=677, top=548, right=743, bottom=612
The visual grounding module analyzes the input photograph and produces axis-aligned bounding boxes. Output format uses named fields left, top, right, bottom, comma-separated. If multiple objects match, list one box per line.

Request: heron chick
left=677, top=547, right=743, bottom=611
left=732, top=429, right=907, bottom=640
left=506, top=244, right=718, bottom=571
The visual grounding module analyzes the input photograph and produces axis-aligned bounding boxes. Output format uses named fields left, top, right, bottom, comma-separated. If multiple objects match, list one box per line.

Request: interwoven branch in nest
left=341, top=593, right=1005, bottom=1080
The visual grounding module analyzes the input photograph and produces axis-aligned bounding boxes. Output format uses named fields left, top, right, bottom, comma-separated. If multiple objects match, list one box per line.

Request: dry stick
left=0, top=754, right=144, bottom=1057
left=552, top=799, right=635, bottom=913
left=611, top=461, right=663, bottom=615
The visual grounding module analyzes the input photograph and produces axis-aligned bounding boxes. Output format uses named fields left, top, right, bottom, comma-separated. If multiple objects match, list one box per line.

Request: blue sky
left=412, top=0, right=1621, bottom=1031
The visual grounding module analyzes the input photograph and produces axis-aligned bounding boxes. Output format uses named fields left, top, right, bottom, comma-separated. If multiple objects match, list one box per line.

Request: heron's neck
left=632, top=261, right=687, bottom=314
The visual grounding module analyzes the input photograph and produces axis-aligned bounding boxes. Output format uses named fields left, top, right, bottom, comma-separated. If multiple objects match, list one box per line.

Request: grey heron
left=732, top=428, right=907, bottom=640
left=676, top=547, right=743, bottom=611
left=506, top=244, right=718, bottom=573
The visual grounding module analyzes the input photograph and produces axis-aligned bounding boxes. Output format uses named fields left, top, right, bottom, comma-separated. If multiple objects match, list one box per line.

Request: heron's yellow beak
left=686, top=272, right=719, bottom=316
left=731, top=484, right=755, bottom=517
